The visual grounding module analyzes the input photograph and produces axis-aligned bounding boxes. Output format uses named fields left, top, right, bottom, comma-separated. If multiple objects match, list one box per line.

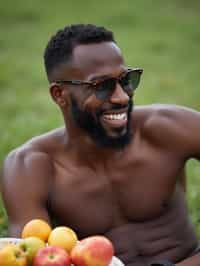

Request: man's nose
left=109, top=82, right=130, bottom=105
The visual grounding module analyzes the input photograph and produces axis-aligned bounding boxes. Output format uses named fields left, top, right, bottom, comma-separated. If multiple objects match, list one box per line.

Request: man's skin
left=2, top=42, right=200, bottom=266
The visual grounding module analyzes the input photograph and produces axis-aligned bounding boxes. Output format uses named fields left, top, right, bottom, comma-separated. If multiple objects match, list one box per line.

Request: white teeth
left=104, top=113, right=127, bottom=120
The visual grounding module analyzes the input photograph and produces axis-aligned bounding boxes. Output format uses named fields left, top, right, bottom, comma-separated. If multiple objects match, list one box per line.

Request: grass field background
left=0, top=0, right=200, bottom=237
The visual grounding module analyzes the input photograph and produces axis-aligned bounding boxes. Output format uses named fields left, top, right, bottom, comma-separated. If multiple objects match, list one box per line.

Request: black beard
left=70, top=96, right=133, bottom=150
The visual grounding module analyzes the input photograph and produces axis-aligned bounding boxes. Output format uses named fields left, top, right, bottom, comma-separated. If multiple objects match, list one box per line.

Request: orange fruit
left=22, top=219, right=52, bottom=242
left=48, top=226, right=78, bottom=253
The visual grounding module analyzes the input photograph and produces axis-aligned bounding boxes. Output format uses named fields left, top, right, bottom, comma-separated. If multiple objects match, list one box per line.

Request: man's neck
left=63, top=123, right=128, bottom=165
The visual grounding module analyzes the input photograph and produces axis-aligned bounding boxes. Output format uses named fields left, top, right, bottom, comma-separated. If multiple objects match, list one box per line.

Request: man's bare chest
left=49, top=151, right=183, bottom=236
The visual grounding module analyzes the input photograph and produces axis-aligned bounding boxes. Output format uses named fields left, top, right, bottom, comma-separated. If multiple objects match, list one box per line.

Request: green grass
left=0, top=0, right=200, bottom=237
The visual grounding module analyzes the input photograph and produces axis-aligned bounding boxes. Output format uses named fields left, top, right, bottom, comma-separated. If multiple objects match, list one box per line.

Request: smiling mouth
left=103, top=112, right=127, bottom=120
left=101, top=111, right=128, bottom=127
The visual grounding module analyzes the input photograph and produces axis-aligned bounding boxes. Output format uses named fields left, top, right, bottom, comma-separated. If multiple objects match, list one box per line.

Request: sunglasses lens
left=95, top=78, right=116, bottom=100
left=94, top=70, right=142, bottom=100
left=121, top=70, right=141, bottom=93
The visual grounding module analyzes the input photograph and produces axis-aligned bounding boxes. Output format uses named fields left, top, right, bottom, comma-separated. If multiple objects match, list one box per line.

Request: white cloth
left=110, top=256, right=125, bottom=266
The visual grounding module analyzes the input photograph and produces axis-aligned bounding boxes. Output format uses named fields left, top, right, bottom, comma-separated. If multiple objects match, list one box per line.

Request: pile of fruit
left=0, top=219, right=114, bottom=266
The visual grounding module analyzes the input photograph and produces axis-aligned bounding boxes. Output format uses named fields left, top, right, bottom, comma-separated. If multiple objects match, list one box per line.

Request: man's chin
left=100, top=117, right=128, bottom=138
left=103, top=125, right=128, bottom=139
left=92, top=121, right=132, bottom=149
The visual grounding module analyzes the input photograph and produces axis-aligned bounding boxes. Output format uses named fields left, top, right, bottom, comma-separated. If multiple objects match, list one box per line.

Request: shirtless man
left=1, top=24, right=200, bottom=266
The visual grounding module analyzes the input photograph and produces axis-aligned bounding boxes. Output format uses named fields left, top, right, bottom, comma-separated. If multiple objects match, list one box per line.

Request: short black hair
left=44, top=24, right=115, bottom=81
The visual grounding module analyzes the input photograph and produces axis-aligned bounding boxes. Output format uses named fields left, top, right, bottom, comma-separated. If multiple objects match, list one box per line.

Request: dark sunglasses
left=55, top=68, right=143, bottom=101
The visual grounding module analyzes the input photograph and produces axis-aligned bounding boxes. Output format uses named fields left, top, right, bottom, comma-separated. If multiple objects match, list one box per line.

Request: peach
left=71, top=235, right=114, bottom=266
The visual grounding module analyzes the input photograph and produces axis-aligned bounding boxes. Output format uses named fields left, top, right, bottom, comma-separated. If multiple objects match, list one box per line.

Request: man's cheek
left=83, top=96, right=102, bottom=120
left=84, top=94, right=103, bottom=110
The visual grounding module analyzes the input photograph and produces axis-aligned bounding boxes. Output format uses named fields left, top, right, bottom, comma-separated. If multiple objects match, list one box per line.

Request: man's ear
left=50, top=83, right=69, bottom=107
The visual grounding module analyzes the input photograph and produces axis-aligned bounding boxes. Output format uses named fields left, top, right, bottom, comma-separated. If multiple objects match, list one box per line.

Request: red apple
left=71, top=235, right=114, bottom=266
left=33, top=246, right=71, bottom=266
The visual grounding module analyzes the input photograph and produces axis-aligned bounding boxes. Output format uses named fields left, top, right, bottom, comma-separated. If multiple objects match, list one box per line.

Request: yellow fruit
left=22, top=219, right=52, bottom=242
left=0, top=244, right=27, bottom=266
left=48, top=226, right=78, bottom=253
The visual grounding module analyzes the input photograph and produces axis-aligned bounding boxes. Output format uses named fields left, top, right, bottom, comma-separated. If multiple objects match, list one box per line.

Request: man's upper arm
left=1, top=147, right=54, bottom=237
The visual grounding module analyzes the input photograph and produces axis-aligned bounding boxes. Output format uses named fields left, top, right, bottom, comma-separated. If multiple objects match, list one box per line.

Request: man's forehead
left=70, top=42, right=125, bottom=79
left=73, top=42, right=122, bottom=59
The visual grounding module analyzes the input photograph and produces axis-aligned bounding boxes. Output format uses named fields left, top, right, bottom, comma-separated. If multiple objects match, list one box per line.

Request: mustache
left=98, top=99, right=133, bottom=116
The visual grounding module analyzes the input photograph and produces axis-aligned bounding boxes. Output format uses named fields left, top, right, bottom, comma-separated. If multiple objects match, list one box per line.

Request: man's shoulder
left=134, top=103, right=192, bottom=126
left=135, top=103, right=181, bottom=116
left=3, top=127, right=65, bottom=174
left=133, top=104, right=200, bottom=157
left=133, top=104, right=196, bottom=142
